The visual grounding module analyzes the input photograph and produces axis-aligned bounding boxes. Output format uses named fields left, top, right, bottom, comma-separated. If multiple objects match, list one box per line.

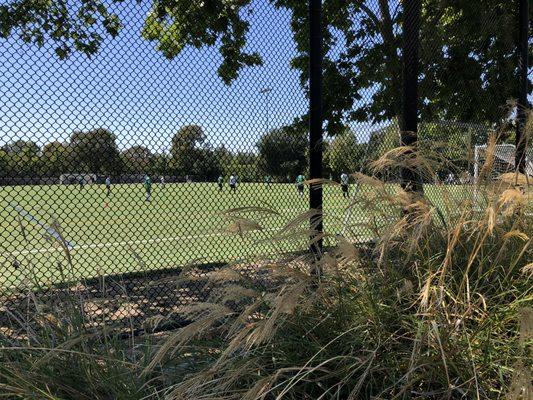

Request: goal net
left=59, top=173, right=97, bottom=185
left=474, top=144, right=533, bottom=183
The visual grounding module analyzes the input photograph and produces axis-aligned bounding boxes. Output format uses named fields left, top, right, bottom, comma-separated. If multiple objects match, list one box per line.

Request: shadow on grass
left=0, top=261, right=246, bottom=338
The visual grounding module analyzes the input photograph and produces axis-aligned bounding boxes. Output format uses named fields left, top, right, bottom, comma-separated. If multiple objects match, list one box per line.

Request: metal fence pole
left=309, top=0, right=324, bottom=263
left=516, top=0, right=529, bottom=174
left=400, top=0, right=423, bottom=193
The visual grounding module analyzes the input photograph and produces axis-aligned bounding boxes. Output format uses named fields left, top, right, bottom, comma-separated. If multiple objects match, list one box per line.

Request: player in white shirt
left=445, top=172, right=455, bottom=185
left=105, top=176, right=111, bottom=197
left=229, top=175, right=237, bottom=193
left=340, top=173, right=349, bottom=198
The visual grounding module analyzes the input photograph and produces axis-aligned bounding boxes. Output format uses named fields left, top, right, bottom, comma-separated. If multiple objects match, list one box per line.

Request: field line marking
left=9, top=203, right=75, bottom=249
left=5, top=228, right=280, bottom=257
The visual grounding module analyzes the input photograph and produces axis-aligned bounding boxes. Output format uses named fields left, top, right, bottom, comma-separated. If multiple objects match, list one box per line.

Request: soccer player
left=340, top=172, right=349, bottom=198
left=296, top=174, right=305, bottom=197
left=445, top=172, right=455, bottom=185
left=229, top=174, right=237, bottom=193
left=160, top=176, right=165, bottom=186
left=105, top=176, right=111, bottom=197
left=265, top=175, right=272, bottom=187
left=144, top=175, right=152, bottom=202
left=217, top=175, right=224, bottom=191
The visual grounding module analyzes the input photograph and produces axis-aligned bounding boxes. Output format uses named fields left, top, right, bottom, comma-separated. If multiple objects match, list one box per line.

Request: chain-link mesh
left=0, top=0, right=312, bottom=333
left=325, top=0, right=532, bottom=240
left=0, top=0, right=530, bottom=334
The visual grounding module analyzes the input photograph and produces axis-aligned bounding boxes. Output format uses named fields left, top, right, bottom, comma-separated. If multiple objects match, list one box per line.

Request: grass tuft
left=0, top=130, right=531, bottom=398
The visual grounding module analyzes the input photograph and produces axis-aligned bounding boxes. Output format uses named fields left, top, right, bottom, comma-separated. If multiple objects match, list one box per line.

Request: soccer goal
left=59, top=173, right=97, bottom=185
left=473, top=144, right=533, bottom=183
left=473, top=144, right=532, bottom=210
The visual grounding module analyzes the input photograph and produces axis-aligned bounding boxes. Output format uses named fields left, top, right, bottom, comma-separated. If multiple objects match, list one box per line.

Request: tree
left=145, top=0, right=530, bottom=130
left=257, top=126, right=307, bottom=181
left=417, top=122, right=492, bottom=179
left=41, top=141, right=69, bottom=176
left=192, top=148, right=222, bottom=180
left=367, top=124, right=400, bottom=164
left=0, top=149, right=10, bottom=178
left=2, top=1, right=531, bottom=130
left=0, top=0, right=121, bottom=59
left=141, top=0, right=262, bottom=84
left=283, top=0, right=532, bottom=131
left=69, top=128, right=120, bottom=174
left=151, top=152, right=171, bottom=176
left=0, top=0, right=259, bottom=82
left=2, top=139, right=40, bottom=177
left=326, top=129, right=366, bottom=178
left=367, top=121, right=493, bottom=180
left=321, top=140, right=332, bottom=180
left=170, top=124, right=205, bottom=175
left=2, top=139, right=39, bottom=155
left=122, top=145, right=153, bottom=174
left=223, top=151, right=260, bottom=182
left=140, top=0, right=530, bottom=131
left=213, top=145, right=232, bottom=169
left=170, top=125, right=220, bottom=178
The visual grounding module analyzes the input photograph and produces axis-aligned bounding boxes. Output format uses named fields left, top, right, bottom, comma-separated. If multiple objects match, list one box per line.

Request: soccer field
left=0, top=183, right=344, bottom=289
left=0, top=182, right=475, bottom=289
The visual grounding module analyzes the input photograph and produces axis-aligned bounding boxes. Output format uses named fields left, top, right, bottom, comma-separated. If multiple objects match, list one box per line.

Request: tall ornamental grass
left=0, top=122, right=531, bottom=399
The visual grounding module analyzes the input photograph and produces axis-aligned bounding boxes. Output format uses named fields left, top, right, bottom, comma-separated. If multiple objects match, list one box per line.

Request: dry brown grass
left=137, top=140, right=532, bottom=399
left=0, top=114, right=531, bottom=399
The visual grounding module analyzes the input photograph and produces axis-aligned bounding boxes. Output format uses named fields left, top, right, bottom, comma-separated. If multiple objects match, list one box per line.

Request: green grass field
left=0, top=182, right=475, bottom=289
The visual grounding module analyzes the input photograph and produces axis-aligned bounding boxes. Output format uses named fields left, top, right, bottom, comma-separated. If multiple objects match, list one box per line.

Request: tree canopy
left=257, top=126, right=307, bottom=180
left=0, top=122, right=504, bottom=183
left=41, top=141, right=69, bottom=176
left=2, top=0, right=530, bottom=133
left=1, top=139, right=40, bottom=176
left=0, top=0, right=121, bottom=59
left=326, top=128, right=366, bottom=178
left=0, top=126, right=232, bottom=181
left=1, top=0, right=530, bottom=183
left=70, top=128, right=120, bottom=174
left=122, top=145, right=154, bottom=174
left=141, top=0, right=263, bottom=84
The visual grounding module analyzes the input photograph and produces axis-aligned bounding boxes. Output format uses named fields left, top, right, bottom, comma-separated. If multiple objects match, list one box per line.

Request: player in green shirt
left=217, top=175, right=224, bottom=191
left=144, top=175, right=152, bottom=202
left=296, top=174, right=305, bottom=197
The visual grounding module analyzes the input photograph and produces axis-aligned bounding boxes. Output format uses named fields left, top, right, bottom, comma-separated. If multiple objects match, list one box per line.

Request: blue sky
left=1, top=0, right=529, bottom=154
left=0, top=0, right=310, bottom=153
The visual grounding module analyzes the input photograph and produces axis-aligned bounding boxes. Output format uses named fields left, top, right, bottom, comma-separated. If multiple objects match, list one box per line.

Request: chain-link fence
left=0, top=0, right=530, bottom=334
left=325, top=0, right=532, bottom=240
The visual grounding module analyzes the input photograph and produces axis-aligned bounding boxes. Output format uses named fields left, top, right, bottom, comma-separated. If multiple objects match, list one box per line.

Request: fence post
left=309, top=0, right=323, bottom=265
left=515, top=0, right=529, bottom=174
left=400, top=0, right=423, bottom=194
